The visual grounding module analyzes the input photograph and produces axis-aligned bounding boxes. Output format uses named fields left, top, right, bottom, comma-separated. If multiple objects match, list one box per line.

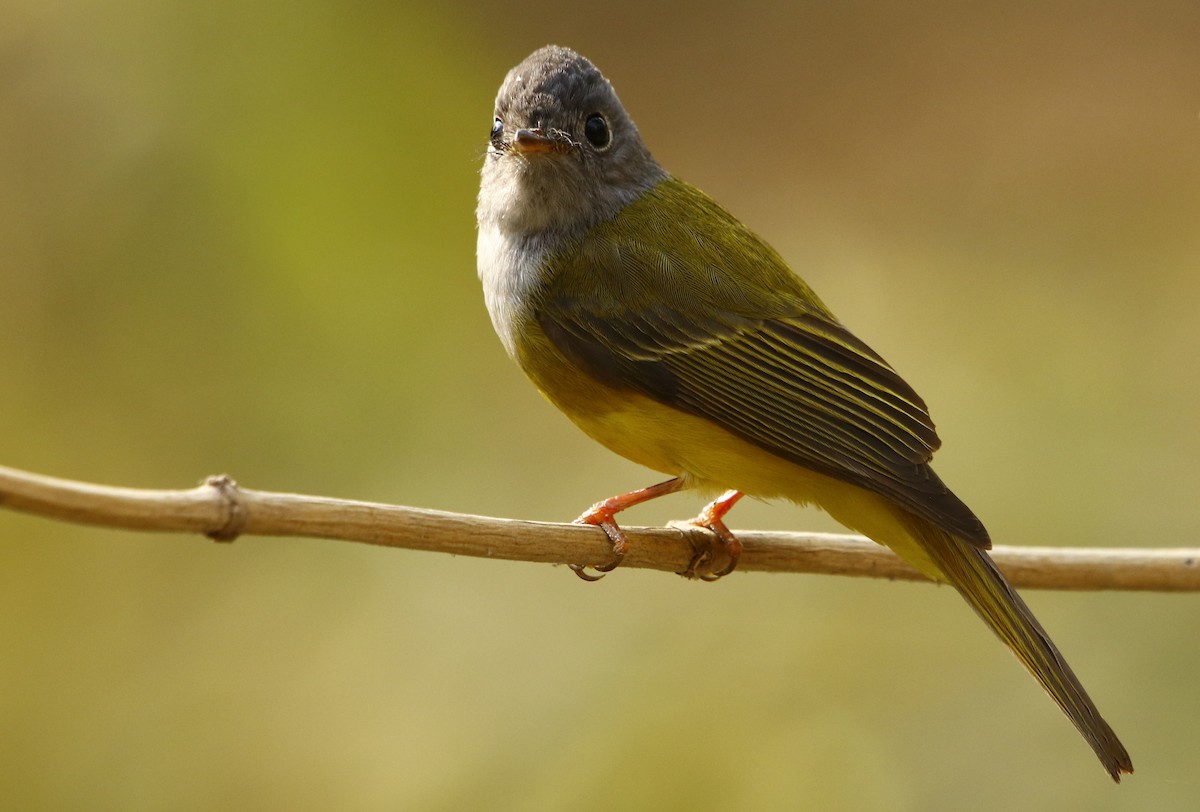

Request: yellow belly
left=522, top=338, right=944, bottom=580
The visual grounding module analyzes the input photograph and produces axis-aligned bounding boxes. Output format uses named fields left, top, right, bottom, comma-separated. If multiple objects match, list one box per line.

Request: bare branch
left=1, top=463, right=1196, bottom=591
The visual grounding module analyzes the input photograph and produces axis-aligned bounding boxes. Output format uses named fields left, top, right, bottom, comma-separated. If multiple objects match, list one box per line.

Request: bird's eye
left=490, top=117, right=503, bottom=142
left=583, top=113, right=611, bottom=150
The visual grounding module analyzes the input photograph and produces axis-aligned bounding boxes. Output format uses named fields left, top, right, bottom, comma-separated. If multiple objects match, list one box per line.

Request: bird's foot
left=569, top=511, right=629, bottom=581
left=569, top=478, right=685, bottom=581
left=677, top=490, right=744, bottom=581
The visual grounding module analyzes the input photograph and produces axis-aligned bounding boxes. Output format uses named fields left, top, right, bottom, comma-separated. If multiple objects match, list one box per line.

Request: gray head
left=477, top=46, right=666, bottom=239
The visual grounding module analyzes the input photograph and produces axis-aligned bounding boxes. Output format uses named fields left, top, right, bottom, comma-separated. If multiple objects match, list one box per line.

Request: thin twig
left=0, top=463, right=1196, bottom=591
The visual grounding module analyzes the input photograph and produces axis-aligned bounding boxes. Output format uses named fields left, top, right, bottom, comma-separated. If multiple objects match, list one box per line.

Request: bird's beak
left=512, top=128, right=572, bottom=154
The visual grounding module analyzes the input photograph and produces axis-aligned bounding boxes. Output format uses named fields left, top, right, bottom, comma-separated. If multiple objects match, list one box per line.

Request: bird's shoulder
left=541, top=175, right=829, bottom=322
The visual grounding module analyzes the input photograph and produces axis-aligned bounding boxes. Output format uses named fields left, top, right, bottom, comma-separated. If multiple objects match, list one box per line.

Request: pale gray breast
left=475, top=223, right=550, bottom=360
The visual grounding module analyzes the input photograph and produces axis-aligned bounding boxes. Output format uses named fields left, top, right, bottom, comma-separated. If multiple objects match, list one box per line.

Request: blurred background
left=2, top=1, right=1198, bottom=809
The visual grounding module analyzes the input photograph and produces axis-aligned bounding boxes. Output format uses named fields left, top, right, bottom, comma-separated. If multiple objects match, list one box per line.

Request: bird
left=475, top=44, right=1132, bottom=781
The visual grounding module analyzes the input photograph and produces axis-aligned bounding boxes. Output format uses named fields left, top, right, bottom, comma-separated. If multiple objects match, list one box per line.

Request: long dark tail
left=899, top=512, right=1133, bottom=782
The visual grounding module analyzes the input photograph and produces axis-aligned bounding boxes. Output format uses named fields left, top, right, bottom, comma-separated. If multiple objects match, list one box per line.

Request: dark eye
left=583, top=113, right=611, bottom=150
left=490, top=117, right=503, bottom=142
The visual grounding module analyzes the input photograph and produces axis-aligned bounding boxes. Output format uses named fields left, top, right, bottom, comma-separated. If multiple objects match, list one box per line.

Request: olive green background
left=2, top=2, right=1198, bottom=809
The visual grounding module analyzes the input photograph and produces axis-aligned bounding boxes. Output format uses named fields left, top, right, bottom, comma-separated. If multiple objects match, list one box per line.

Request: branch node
left=205, top=474, right=247, bottom=543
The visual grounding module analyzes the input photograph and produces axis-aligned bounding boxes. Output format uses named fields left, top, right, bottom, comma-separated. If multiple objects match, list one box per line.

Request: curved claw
left=702, top=548, right=740, bottom=581
left=570, top=517, right=629, bottom=582
left=681, top=490, right=744, bottom=581
left=569, top=563, right=607, bottom=582
left=687, top=524, right=741, bottom=581
left=676, top=541, right=739, bottom=581
left=594, top=553, right=625, bottom=572
left=676, top=547, right=714, bottom=580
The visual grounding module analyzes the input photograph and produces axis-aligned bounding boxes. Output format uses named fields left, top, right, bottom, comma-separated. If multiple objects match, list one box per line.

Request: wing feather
left=535, top=177, right=989, bottom=544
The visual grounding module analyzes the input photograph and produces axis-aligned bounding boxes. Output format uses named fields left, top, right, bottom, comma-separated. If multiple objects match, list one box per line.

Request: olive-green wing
left=536, top=182, right=988, bottom=544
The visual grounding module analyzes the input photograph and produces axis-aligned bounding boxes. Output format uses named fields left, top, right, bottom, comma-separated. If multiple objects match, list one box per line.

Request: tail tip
left=1104, top=752, right=1134, bottom=784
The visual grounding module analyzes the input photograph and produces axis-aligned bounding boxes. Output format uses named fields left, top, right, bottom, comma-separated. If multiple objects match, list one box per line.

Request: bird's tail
left=895, top=510, right=1133, bottom=782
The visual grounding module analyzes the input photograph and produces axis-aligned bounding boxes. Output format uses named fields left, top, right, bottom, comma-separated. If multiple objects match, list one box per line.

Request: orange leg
left=571, top=477, right=685, bottom=581
left=682, top=490, right=744, bottom=581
